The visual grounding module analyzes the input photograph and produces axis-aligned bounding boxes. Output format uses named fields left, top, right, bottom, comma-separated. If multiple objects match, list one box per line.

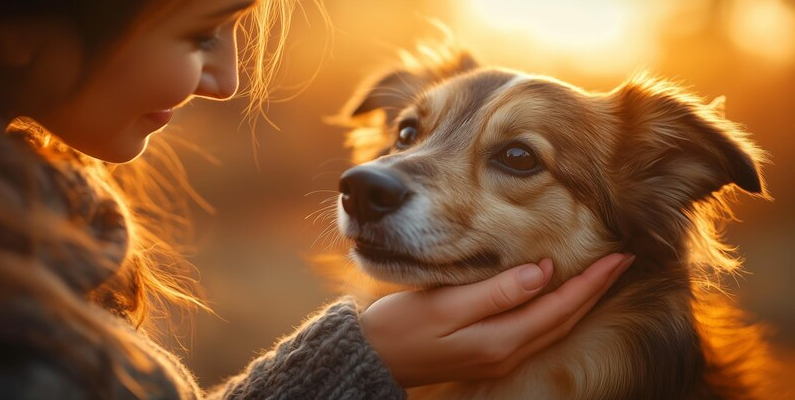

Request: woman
left=0, top=0, right=633, bottom=398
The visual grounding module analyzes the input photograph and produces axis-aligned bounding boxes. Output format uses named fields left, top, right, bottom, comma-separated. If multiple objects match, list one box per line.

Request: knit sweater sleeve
left=206, top=297, right=406, bottom=400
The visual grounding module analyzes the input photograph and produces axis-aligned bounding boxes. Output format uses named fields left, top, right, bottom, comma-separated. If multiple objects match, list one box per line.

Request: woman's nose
left=194, top=31, right=239, bottom=100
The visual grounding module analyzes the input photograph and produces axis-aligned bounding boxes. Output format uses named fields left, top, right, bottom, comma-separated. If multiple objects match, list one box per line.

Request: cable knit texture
left=0, top=131, right=406, bottom=400
left=212, top=299, right=406, bottom=400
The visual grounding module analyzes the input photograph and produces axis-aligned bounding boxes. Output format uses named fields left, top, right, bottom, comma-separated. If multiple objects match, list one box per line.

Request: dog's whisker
left=319, top=195, right=340, bottom=205
left=329, top=222, right=348, bottom=250
left=304, top=203, right=336, bottom=221
left=304, top=189, right=339, bottom=197
left=324, top=231, right=344, bottom=251
left=318, top=209, right=338, bottom=223
left=305, top=208, right=335, bottom=224
left=312, top=206, right=336, bottom=226
left=312, top=223, right=339, bottom=249
left=313, top=209, right=337, bottom=226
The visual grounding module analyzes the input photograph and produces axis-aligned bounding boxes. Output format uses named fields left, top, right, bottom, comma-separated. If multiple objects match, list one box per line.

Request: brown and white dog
left=332, top=48, right=774, bottom=399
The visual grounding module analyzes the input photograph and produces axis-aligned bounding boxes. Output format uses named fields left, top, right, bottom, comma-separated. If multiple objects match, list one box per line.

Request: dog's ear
left=609, top=78, right=767, bottom=245
left=348, top=69, right=427, bottom=122
left=614, top=78, right=765, bottom=199
left=345, top=51, right=479, bottom=121
left=339, top=51, right=478, bottom=163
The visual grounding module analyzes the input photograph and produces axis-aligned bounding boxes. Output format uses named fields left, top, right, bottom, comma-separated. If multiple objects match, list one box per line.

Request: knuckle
left=489, top=281, right=517, bottom=312
left=549, top=295, right=577, bottom=326
left=477, top=342, right=511, bottom=364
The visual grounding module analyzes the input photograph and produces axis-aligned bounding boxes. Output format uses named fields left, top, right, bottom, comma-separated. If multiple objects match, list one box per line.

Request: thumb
left=434, top=259, right=554, bottom=328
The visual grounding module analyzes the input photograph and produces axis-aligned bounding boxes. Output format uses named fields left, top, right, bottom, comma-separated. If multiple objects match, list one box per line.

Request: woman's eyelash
left=193, top=32, right=221, bottom=51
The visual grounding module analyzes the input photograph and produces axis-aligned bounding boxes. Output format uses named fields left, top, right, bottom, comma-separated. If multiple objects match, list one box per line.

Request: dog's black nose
left=339, top=166, right=410, bottom=223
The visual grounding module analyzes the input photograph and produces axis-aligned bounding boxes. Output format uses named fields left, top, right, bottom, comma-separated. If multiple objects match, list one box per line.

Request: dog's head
left=335, top=51, right=765, bottom=288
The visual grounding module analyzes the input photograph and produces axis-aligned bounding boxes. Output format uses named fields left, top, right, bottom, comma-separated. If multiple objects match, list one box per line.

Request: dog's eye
left=492, top=143, right=540, bottom=174
left=396, top=125, right=418, bottom=149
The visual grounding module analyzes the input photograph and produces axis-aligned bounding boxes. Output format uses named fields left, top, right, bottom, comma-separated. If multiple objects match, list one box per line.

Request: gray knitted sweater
left=0, top=131, right=406, bottom=400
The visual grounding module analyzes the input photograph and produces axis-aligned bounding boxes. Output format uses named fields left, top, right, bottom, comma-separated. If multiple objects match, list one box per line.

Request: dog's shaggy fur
left=330, top=47, right=777, bottom=399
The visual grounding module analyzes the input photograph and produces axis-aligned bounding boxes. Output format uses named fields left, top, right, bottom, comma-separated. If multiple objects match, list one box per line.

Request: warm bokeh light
left=453, top=0, right=795, bottom=75
left=728, top=0, right=795, bottom=64
left=460, top=0, right=655, bottom=74
left=470, top=0, right=630, bottom=50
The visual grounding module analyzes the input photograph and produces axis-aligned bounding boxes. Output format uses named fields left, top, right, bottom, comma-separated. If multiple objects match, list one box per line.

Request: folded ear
left=607, top=77, right=767, bottom=248
left=344, top=51, right=479, bottom=121
left=338, top=50, right=478, bottom=164
left=613, top=77, right=765, bottom=202
left=348, top=69, right=426, bottom=121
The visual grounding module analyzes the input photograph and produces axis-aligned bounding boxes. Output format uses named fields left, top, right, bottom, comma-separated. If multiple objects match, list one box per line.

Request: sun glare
left=469, top=0, right=630, bottom=51
left=728, top=0, right=795, bottom=64
left=455, top=0, right=654, bottom=75
left=453, top=0, right=794, bottom=76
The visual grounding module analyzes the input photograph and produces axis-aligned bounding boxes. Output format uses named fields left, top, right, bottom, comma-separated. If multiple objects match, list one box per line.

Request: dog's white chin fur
left=350, top=249, right=504, bottom=287
left=338, top=195, right=513, bottom=287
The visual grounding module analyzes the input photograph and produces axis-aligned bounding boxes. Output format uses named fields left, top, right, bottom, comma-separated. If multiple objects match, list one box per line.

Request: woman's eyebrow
left=204, top=1, right=259, bottom=19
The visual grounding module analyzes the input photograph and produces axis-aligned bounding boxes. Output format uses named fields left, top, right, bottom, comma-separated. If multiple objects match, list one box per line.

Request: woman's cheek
left=141, top=54, right=204, bottom=109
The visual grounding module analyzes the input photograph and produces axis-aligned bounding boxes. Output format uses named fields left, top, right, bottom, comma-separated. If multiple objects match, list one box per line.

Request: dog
left=331, top=47, right=775, bottom=399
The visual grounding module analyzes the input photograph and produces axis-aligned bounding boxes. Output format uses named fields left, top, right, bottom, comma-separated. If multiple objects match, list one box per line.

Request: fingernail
left=617, top=254, right=636, bottom=272
left=518, top=265, right=544, bottom=290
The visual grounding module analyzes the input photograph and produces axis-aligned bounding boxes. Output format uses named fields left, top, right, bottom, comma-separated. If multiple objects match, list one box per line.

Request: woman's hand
left=360, top=253, right=635, bottom=388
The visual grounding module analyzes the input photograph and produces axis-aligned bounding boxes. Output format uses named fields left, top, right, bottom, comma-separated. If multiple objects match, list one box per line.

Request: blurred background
left=152, top=0, right=794, bottom=392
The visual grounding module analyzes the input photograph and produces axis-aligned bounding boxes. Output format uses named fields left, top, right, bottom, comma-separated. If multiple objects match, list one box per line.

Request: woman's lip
left=144, top=109, right=173, bottom=127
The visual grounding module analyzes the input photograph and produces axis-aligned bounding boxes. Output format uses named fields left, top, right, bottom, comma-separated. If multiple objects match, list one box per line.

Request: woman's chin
left=43, top=118, right=156, bottom=163
left=77, top=133, right=151, bottom=164
left=106, top=136, right=151, bottom=164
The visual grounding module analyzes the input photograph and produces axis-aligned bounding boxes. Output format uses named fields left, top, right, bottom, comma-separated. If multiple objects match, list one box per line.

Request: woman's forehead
left=172, top=0, right=260, bottom=19
left=127, top=0, right=258, bottom=37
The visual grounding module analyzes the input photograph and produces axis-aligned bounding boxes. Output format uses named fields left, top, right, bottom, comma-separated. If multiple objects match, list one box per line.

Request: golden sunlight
left=469, top=0, right=629, bottom=50
left=728, top=0, right=795, bottom=64
left=457, top=0, right=659, bottom=75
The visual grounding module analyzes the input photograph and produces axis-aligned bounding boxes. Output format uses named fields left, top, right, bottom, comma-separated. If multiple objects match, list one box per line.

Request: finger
left=449, top=254, right=634, bottom=379
left=471, top=253, right=633, bottom=347
left=507, top=255, right=633, bottom=365
left=433, top=259, right=554, bottom=329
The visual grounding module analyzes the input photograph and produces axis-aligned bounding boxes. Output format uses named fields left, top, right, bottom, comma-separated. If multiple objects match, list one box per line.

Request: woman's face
left=36, top=0, right=259, bottom=162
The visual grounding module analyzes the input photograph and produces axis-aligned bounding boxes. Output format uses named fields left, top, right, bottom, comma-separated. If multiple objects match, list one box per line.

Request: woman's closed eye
left=192, top=31, right=222, bottom=51
left=189, top=10, right=245, bottom=52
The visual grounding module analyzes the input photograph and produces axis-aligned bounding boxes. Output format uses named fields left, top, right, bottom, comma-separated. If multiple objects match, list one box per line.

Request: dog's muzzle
left=339, top=165, right=411, bottom=224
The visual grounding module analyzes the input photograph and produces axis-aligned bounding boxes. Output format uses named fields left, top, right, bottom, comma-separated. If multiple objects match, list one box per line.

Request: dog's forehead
left=422, top=69, right=517, bottom=117
left=480, top=75, right=602, bottom=144
left=417, top=69, right=519, bottom=147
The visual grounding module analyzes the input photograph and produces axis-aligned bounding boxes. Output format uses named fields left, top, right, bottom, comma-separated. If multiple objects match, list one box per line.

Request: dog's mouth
left=352, top=239, right=501, bottom=269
